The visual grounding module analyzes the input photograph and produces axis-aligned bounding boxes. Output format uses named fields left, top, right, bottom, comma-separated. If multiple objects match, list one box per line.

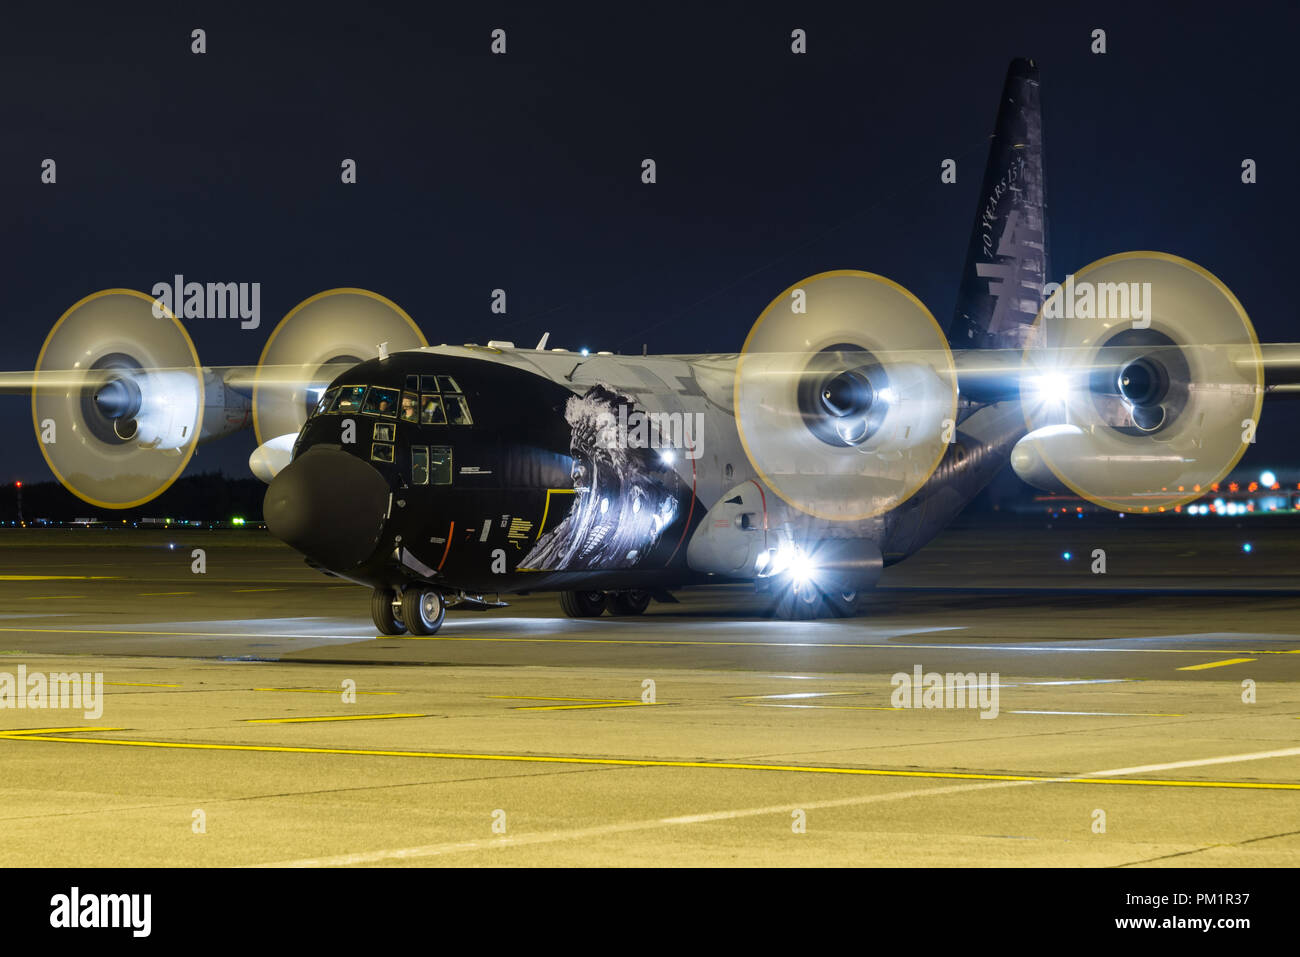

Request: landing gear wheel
left=400, top=588, right=446, bottom=635
left=608, top=590, right=651, bottom=616
left=772, top=579, right=831, bottom=620
left=371, top=587, right=406, bottom=635
left=559, top=590, right=607, bottom=617
left=824, top=589, right=860, bottom=619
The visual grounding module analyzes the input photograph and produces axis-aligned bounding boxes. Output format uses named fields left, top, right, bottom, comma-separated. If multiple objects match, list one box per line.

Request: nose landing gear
left=770, top=577, right=860, bottom=620
left=371, top=587, right=405, bottom=635
left=371, top=586, right=446, bottom=635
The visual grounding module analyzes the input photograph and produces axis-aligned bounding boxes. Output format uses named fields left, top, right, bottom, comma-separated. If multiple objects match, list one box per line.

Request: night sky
left=3, top=1, right=1297, bottom=483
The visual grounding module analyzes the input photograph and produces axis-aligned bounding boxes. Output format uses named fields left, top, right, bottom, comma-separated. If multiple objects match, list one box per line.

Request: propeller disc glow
left=252, top=289, right=427, bottom=447
left=32, top=289, right=203, bottom=509
left=735, top=270, right=957, bottom=522
left=1019, top=252, right=1264, bottom=512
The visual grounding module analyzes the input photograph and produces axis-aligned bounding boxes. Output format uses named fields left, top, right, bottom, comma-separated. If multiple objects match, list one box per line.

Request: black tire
left=824, top=589, right=860, bottom=618
left=559, top=589, right=607, bottom=617
left=608, top=590, right=652, bottom=616
left=772, top=579, right=829, bottom=620
left=371, top=587, right=405, bottom=635
left=400, top=588, right=446, bottom=635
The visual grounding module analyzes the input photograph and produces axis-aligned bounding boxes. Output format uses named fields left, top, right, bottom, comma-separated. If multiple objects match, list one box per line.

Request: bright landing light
left=788, top=548, right=817, bottom=585
left=758, top=542, right=818, bottom=585
left=1029, top=372, right=1071, bottom=405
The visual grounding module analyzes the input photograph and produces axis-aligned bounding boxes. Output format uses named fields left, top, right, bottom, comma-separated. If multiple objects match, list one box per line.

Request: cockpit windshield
left=361, top=386, right=399, bottom=417
left=315, top=386, right=341, bottom=415
left=313, top=377, right=474, bottom=426
left=444, top=394, right=472, bottom=425
left=420, top=395, right=445, bottom=424
left=331, top=385, right=367, bottom=413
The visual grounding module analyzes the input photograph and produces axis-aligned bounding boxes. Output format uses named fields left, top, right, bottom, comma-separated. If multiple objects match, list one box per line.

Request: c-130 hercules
left=12, top=59, right=1294, bottom=634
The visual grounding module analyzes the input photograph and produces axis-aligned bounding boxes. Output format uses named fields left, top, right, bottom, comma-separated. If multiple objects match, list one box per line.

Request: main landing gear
left=559, top=589, right=652, bottom=618
left=371, top=586, right=447, bottom=635
left=770, top=578, right=859, bottom=620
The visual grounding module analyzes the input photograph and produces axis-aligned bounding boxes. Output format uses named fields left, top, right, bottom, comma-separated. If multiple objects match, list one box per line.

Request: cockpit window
left=437, top=376, right=461, bottom=394
left=405, top=374, right=418, bottom=392
left=332, top=385, right=367, bottom=414
left=400, top=392, right=419, bottom=423
left=444, top=394, right=473, bottom=425
left=411, top=446, right=452, bottom=485
left=419, top=375, right=440, bottom=393
left=429, top=446, right=452, bottom=484
left=361, top=386, right=399, bottom=417
left=371, top=442, right=394, bottom=463
left=315, top=386, right=341, bottom=415
left=420, top=395, right=446, bottom=425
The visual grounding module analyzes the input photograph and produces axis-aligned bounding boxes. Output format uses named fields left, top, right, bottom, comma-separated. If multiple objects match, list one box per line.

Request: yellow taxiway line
left=253, top=687, right=398, bottom=695
left=1176, top=658, right=1257, bottom=671
left=487, top=695, right=651, bottom=711
left=0, top=727, right=1295, bottom=790
left=244, top=713, right=428, bottom=724
left=0, top=575, right=118, bottom=581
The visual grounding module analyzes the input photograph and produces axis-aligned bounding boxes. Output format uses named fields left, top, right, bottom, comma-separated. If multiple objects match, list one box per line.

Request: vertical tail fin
left=948, top=57, right=1048, bottom=352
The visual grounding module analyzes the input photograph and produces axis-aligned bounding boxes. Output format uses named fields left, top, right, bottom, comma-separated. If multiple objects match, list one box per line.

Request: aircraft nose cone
left=264, top=447, right=390, bottom=569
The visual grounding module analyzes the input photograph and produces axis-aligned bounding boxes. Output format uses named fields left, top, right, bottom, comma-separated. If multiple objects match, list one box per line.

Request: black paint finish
left=268, top=352, right=706, bottom=595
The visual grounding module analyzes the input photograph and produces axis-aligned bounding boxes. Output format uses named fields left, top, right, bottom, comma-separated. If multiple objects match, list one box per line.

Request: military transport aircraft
left=9, top=59, right=1296, bottom=634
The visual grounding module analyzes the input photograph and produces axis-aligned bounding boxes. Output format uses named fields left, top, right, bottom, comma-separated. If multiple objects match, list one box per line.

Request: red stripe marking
left=437, top=521, right=455, bottom=570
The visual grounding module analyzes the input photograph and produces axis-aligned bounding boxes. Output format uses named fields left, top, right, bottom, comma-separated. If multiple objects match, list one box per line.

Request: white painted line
left=1021, top=679, right=1133, bottom=686
left=252, top=744, right=1300, bottom=867
left=1082, top=746, right=1300, bottom=778
left=250, top=778, right=1032, bottom=867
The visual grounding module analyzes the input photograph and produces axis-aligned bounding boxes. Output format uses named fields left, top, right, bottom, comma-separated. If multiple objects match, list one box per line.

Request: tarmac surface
left=0, top=517, right=1296, bottom=867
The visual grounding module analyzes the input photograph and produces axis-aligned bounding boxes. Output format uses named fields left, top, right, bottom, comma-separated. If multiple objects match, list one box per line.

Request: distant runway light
left=1242, top=542, right=1253, bottom=553
left=1062, top=551, right=1072, bottom=561
left=1261, top=470, right=1277, bottom=488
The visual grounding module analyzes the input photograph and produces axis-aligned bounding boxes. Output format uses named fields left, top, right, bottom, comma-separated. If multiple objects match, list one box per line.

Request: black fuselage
left=265, top=352, right=713, bottom=596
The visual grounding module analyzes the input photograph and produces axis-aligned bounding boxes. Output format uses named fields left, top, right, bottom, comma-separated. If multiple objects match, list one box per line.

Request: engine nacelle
left=735, top=270, right=957, bottom=522
left=33, top=289, right=209, bottom=508
left=1019, top=253, right=1263, bottom=512
left=1010, top=424, right=1195, bottom=496
left=127, top=370, right=201, bottom=449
